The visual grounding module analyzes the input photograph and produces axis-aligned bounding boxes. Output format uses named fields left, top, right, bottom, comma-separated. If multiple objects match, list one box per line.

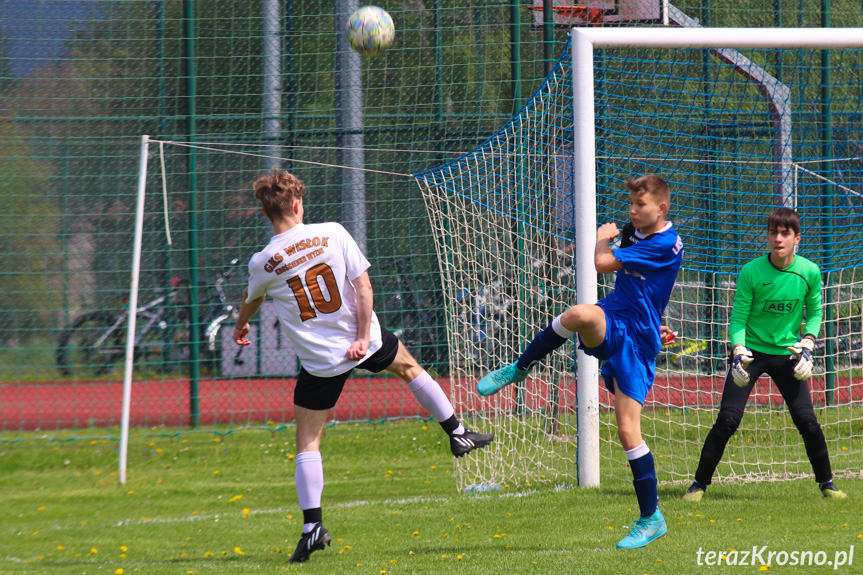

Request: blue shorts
left=577, top=307, right=656, bottom=405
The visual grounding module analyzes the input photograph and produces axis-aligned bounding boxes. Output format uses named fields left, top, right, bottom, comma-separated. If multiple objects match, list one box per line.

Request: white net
left=416, top=38, right=863, bottom=490
left=416, top=57, right=580, bottom=489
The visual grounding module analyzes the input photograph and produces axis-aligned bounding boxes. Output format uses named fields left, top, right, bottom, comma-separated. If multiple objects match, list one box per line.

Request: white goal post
left=572, top=28, right=863, bottom=488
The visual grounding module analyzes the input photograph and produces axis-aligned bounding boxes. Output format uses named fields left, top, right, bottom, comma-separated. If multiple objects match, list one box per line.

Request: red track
left=2, top=374, right=861, bottom=431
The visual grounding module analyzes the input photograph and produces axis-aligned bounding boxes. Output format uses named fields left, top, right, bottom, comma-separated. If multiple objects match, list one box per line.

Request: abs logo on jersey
left=762, top=299, right=798, bottom=315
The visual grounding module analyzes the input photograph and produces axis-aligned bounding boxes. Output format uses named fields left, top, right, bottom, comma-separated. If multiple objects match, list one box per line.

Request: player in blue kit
left=477, top=174, right=683, bottom=549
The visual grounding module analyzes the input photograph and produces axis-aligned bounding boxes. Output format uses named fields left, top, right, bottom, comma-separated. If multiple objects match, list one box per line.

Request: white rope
left=149, top=139, right=466, bottom=156
left=158, top=141, right=173, bottom=246
left=149, top=141, right=863, bottom=200
left=150, top=139, right=413, bottom=178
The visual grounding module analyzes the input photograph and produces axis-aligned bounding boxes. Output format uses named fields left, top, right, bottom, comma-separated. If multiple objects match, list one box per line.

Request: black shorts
left=294, top=327, right=400, bottom=411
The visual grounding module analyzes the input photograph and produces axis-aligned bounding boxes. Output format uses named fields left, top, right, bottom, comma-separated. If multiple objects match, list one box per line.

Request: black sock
left=439, top=414, right=460, bottom=436
left=303, top=507, right=322, bottom=526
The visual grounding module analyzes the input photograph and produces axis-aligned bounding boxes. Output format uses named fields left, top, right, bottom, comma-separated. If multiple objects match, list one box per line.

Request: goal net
left=415, top=29, right=863, bottom=490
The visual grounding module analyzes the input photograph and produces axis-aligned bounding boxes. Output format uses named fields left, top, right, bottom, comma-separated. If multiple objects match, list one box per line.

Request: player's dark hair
left=253, top=169, right=307, bottom=221
left=767, top=206, right=801, bottom=236
left=624, top=174, right=670, bottom=205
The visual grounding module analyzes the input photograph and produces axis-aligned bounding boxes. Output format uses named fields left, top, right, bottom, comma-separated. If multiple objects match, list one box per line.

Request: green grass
left=2, top=421, right=862, bottom=575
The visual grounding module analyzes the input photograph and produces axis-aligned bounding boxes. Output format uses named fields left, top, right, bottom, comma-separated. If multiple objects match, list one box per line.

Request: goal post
left=119, top=134, right=151, bottom=485
left=571, top=28, right=863, bottom=488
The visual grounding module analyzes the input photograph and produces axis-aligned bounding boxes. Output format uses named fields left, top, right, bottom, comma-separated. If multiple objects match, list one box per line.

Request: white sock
left=624, top=441, right=650, bottom=461
left=303, top=522, right=318, bottom=533
left=552, top=314, right=575, bottom=339
left=407, top=370, right=454, bottom=422
left=295, top=451, right=323, bottom=523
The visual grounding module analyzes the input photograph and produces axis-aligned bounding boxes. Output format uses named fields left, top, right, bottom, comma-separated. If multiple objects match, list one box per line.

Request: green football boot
left=616, top=509, right=668, bottom=549
left=476, top=362, right=528, bottom=397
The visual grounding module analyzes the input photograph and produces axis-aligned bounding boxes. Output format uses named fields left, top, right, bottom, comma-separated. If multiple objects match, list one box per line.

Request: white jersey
left=245, top=221, right=383, bottom=377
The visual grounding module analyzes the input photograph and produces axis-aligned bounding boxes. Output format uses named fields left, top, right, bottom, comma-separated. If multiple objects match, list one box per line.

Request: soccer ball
left=345, top=6, right=394, bottom=56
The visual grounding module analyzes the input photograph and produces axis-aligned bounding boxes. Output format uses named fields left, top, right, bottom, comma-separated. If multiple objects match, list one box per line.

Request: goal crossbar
left=571, top=28, right=863, bottom=488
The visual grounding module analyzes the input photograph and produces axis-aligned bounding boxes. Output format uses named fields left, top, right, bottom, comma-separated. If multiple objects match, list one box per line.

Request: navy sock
left=628, top=450, right=658, bottom=518
left=516, top=323, right=569, bottom=371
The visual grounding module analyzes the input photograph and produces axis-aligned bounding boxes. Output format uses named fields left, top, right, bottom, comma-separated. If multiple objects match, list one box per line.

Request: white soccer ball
left=345, top=6, right=395, bottom=56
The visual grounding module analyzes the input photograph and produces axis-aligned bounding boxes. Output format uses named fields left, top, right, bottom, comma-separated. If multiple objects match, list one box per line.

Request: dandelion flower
left=115, top=569, right=123, bottom=575
left=234, top=547, right=244, bottom=555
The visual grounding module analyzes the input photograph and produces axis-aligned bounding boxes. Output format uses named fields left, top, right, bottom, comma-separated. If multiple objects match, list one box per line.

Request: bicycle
left=56, top=259, right=245, bottom=378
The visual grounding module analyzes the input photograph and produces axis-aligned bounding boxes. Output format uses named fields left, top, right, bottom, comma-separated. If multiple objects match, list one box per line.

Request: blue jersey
left=599, top=221, right=683, bottom=357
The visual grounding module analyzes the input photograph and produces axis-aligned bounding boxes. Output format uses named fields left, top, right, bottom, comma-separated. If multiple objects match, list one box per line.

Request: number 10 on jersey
left=286, top=263, right=342, bottom=321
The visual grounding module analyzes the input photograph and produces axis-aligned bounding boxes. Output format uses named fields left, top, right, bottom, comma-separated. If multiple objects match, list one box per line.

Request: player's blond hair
left=624, top=174, right=670, bottom=205
left=253, top=169, right=307, bottom=221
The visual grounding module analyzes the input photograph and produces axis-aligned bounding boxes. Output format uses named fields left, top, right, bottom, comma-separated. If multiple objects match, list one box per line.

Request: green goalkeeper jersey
left=729, top=253, right=823, bottom=355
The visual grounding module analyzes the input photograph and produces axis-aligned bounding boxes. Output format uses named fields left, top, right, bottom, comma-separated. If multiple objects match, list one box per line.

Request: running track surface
left=2, top=375, right=861, bottom=431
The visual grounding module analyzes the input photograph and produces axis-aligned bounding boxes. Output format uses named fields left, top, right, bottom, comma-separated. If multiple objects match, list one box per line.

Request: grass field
left=3, top=420, right=862, bottom=575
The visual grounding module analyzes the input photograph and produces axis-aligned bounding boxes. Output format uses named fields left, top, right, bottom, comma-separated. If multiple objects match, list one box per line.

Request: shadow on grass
left=598, top=484, right=748, bottom=502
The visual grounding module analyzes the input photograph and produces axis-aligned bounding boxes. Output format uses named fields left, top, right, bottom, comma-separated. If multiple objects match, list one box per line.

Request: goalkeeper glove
left=787, top=337, right=815, bottom=380
left=731, top=344, right=754, bottom=387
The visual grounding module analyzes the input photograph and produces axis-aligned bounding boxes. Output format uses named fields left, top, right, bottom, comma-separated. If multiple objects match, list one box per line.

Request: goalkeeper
left=683, top=207, right=846, bottom=501
left=477, top=175, right=683, bottom=549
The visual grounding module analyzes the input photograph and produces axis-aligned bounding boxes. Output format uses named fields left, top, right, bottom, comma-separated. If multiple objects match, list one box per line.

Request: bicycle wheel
left=134, top=314, right=192, bottom=375
left=56, top=312, right=123, bottom=378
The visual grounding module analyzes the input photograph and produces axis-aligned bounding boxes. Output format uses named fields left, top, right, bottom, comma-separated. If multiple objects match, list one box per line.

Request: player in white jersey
left=232, top=170, right=493, bottom=564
